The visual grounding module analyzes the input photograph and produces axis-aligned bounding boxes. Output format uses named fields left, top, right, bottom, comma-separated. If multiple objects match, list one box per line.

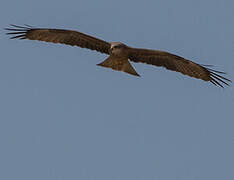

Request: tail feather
left=97, top=56, right=140, bottom=77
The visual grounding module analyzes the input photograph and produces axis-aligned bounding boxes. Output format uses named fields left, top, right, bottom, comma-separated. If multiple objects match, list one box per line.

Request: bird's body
left=5, top=24, right=231, bottom=87
left=98, top=42, right=140, bottom=76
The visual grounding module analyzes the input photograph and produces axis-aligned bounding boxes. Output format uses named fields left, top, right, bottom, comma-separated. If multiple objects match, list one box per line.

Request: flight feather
left=5, top=24, right=110, bottom=54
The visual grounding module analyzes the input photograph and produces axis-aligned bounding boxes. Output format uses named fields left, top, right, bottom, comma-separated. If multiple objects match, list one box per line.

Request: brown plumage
left=5, top=24, right=231, bottom=87
left=6, top=24, right=110, bottom=54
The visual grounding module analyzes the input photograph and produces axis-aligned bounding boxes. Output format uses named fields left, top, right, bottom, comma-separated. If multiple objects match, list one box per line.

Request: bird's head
left=109, top=42, right=128, bottom=57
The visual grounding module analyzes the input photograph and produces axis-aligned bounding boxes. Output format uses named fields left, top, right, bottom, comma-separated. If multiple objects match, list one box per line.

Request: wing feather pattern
left=128, top=48, right=231, bottom=87
left=5, top=24, right=110, bottom=54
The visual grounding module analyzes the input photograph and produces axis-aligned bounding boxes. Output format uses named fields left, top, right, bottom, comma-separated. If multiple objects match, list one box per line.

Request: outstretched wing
left=128, top=47, right=231, bottom=87
left=5, top=24, right=111, bottom=54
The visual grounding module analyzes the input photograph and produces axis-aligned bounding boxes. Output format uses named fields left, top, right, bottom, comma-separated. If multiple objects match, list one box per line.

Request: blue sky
left=1, top=0, right=234, bottom=179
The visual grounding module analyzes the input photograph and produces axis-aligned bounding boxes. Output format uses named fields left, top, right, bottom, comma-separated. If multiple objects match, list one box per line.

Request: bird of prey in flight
left=5, top=24, right=231, bottom=87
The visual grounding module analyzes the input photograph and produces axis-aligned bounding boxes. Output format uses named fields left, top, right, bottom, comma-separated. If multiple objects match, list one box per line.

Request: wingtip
left=5, top=24, right=29, bottom=40
left=200, top=64, right=231, bottom=88
left=209, top=72, right=231, bottom=88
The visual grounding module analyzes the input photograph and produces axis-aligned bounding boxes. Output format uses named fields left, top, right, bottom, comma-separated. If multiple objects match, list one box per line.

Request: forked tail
left=97, top=56, right=140, bottom=77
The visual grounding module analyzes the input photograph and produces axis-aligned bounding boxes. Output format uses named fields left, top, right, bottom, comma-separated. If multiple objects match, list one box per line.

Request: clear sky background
left=1, top=0, right=234, bottom=180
